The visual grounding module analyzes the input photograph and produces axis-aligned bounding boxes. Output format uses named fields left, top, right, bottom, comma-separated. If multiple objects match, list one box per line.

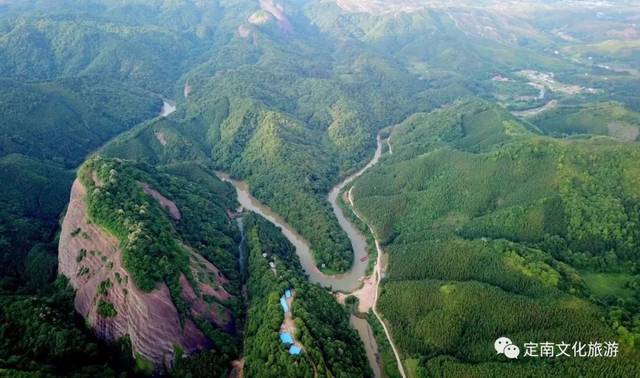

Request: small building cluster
left=278, top=288, right=303, bottom=356
left=280, top=291, right=289, bottom=312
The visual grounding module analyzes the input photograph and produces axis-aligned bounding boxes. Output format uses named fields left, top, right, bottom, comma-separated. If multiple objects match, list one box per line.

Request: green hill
left=0, top=77, right=161, bottom=167
left=532, top=101, right=640, bottom=141
left=0, top=2, right=217, bottom=94
left=351, top=99, right=640, bottom=376
left=0, top=77, right=159, bottom=292
left=1, top=0, right=640, bottom=376
left=242, top=214, right=370, bottom=377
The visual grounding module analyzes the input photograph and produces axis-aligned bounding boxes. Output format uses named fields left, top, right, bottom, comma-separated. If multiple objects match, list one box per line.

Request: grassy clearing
left=582, top=272, right=635, bottom=299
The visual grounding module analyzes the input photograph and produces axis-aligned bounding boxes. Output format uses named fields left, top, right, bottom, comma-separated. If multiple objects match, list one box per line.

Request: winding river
left=162, top=98, right=396, bottom=377
left=217, top=135, right=390, bottom=377
left=217, top=134, right=384, bottom=293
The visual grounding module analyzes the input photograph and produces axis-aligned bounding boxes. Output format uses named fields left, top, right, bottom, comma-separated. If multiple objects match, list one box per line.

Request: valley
left=1, top=0, right=640, bottom=377
left=220, top=131, right=400, bottom=377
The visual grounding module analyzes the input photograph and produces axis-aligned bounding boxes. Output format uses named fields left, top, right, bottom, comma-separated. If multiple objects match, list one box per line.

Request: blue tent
left=280, top=332, right=294, bottom=345
left=280, top=296, right=288, bottom=313
left=289, top=345, right=302, bottom=355
left=285, top=289, right=292, bottom=298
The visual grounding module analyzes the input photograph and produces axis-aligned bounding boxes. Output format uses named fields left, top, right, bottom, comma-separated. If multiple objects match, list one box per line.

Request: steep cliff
left=58, top=159, right=241, bottom=371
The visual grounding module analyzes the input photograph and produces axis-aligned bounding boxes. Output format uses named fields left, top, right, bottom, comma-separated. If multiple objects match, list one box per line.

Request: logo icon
left=494, top=337, right=520, bottom=359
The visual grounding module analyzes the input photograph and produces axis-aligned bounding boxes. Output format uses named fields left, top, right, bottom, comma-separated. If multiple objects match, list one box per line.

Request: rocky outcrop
left=58, top=179, right=233, bottom=369
left=183, top=81, right=192, bottom=99
left=259, top=0, right=292, bottom=33
left=248, top=10, right=272, bottom=26
left=141, top=182, right=180, bottom=220
left=238, top=24, right=252, bottom=38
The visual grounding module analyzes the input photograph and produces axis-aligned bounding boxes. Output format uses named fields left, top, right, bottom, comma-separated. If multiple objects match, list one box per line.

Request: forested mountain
left=0, top=0, right=222, bottom=95
left=242, top=214, right=370, bottom=377
left=0, top=76, right=160, bottom=292
left=351, top=99, right=640, bottom=376
left=1, top=0, right=640, bottom=377
left=65, top=158, right=242, bottom=373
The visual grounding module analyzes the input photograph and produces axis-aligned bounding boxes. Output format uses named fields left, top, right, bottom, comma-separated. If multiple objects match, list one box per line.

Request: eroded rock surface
left=58, top=179, right=233, bottom=369
left=140, top=182, right=181, bottom=220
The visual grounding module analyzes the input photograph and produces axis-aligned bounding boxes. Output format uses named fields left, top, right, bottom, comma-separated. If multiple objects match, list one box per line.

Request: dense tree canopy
left=352, top=99, right=640, bottom=376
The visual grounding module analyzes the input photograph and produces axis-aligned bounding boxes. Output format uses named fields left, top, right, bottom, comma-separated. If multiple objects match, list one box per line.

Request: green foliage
left=212, top=103, right=355, bottom=272
left=79, top=157, right=240, bottom=293
left=96, top=300, right=117, bottom=318
left=97, top=279, right=112, bottom=297
left=242, top=214, right=371, bottom=377
left=2, top=1, right=640, bottom=376
left=134, top=353, right=154, bottom=376
left=99, top=5, right=444, bottom=272
left=582, top=272, right=635, bottom=300
left=23, top=243, right=58, bottom=292
left=0, top=7, right=211, bottom=94
left=161, top=162, right=241, bottom=284
left=170, top=350, right=232, bottom=378
left=79, top=156, right=242, bottom=371
left=0, top=75, right=158, bottom=292
left=0, top=155, right=73, bottom=291
left=0, top=77, right=161, bottom=168
left=0, top=277, right=135, bottom=376
left=532, top=102, right=640, bottom=141
left=352, top=99, right=640, bottom=374
left=367, top=312, right=402, bottom=378
left=80, top=158, right=190, bottom=292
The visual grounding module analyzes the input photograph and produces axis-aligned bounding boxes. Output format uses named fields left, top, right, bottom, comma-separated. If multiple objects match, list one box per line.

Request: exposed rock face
left=141, top=182, right=180, bottom=220
left=259, top=0, right=292, bottom=33
left=183, top=81, right=192, bottom=99
left=238, top=24, right=252, bottom=38
left=58, top=179, right=233, bottom=369
left=248, top=10, right=272, bottom=26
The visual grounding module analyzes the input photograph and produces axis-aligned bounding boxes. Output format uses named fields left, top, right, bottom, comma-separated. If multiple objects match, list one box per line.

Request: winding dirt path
left=369, top=240, right=406, bottom=378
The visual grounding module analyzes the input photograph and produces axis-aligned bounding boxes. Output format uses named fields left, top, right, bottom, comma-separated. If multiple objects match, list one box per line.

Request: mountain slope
left=0, top=76, right=160, bottom=292
left=58, top=157, right=242, bottom=372
left=0, top=77, right=161, bottom=167
left=351, top=99, right=640, bottom=376
left=242, top=214, right=371, bottom=377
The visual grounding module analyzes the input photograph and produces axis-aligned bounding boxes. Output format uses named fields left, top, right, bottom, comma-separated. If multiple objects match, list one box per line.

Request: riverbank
left=335, top=132, right=407, bottom=378
left=216, top=137, right=384, bottom=292
left=340, top=176, right=407, bottom=378
left=217, top=133, right=406, bottom=378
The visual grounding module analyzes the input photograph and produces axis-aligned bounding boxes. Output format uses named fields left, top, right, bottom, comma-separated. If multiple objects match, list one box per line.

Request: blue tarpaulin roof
left=285, top=289, right=292, bottom=298
left=280, top=332, right=294, bottom=345
left=280, top=296, right=288, bottom=313
left=289, top=345, right=302, bottom=355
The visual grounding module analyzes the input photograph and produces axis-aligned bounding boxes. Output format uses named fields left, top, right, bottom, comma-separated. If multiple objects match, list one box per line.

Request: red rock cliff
left=58, top=179, right=233, bottom=369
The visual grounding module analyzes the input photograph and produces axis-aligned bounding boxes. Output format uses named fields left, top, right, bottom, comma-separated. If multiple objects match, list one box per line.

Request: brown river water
left=160, top=100, right=387, bottom=376
left=216, top=135, right=386, bottom=377
left=216, top=134, right=383, bottom=292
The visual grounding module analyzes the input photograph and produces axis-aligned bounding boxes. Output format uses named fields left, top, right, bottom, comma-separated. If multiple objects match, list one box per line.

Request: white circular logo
left=494, top=337, right=512, bottom=354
